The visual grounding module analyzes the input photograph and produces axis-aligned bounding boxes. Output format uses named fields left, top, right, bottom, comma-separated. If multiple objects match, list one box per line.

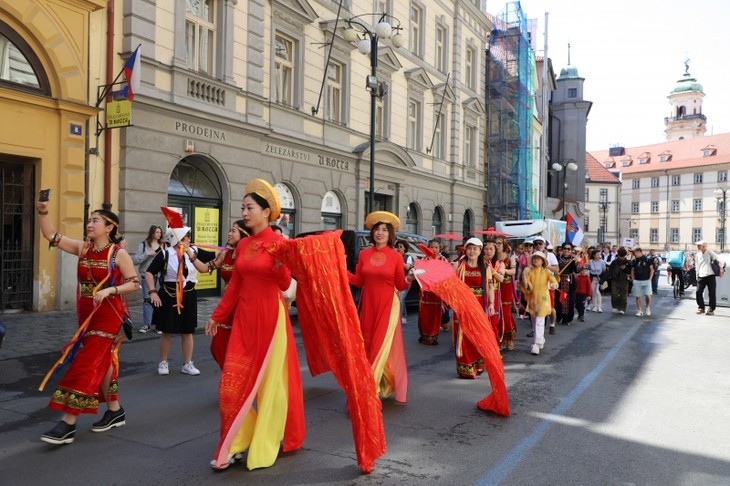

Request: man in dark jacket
left=609, top=247, right=631, bottom=314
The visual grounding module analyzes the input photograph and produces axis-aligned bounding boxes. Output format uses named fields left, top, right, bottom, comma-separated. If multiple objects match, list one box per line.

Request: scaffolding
left=486, top=2, right=538, bottom=226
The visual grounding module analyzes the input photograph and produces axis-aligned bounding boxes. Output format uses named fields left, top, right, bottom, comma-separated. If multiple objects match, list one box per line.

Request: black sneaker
left=549, top=326, right=556, bottom=335
left=91, top=407, right=126, bottom=433
left=41, top=420, right=76, bottom=445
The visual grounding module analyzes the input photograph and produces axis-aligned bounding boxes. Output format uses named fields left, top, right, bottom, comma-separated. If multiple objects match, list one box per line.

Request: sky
left=495, top=0, right=730, bottom=152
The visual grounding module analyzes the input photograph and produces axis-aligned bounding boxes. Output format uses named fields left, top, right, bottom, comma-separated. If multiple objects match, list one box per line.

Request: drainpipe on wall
left=102, top=0, right=114, bottom=211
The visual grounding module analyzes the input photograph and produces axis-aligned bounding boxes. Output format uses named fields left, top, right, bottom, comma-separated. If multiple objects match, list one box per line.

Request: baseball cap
left=464, top=237, right=483, bottom=248
left=695, top=240, right=708, bottom=246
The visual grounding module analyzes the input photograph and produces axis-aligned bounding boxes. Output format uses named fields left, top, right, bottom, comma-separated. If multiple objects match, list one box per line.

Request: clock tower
left=665, top=60, right=706, bottom=141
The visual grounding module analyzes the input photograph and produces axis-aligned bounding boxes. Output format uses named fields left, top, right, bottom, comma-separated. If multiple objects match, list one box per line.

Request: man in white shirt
left=694, top=240, right=725, bottom=316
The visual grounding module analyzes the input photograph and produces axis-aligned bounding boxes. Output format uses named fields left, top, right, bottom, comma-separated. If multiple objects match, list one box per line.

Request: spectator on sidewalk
left=588, top=249, right=607, bottom=312
left=694, top=240, right=726, bottom=315
left=37, top=199, right=140, bottom=445
left=609, top=247, right=631, bottom=314
left=649, top=249, right=662, bottom=295
left=133, top=225, right=163, bottom=333
left=630, top=246, right=654, bottom=317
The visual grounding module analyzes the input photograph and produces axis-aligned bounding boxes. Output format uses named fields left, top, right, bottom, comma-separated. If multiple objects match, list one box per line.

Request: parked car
left=296, top=229, right=430, bottom=309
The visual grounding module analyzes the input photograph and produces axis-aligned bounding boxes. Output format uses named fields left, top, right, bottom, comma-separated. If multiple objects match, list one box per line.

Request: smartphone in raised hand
left=39, top=188, right=51, bottom=202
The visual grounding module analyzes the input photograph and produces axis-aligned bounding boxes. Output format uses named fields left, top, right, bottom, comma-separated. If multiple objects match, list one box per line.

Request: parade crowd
left=32, top=180, right=726, bottom=474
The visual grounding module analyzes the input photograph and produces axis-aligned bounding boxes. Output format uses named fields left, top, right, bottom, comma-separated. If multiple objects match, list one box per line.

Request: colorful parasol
left=433, top=232, right=465, bottom=241
left=413, top=258, right=510, bottom=416
left=471, top=227, right=513, bottom=238
left=417, top=243, right=436, bottom=259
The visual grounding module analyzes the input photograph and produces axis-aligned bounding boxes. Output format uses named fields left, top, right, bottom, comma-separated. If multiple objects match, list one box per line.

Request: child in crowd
left=574, top=266, right=593, bottom=322
left=521, top=251, right=558, bottom=356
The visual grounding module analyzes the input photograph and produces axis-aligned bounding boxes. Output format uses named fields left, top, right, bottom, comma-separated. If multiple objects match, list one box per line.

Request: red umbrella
left=433, top=232, right=465, bottom=241
left=471, top=227, right=513, bottom=238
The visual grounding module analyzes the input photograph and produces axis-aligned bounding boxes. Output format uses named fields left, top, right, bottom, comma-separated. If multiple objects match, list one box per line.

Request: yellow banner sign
left=194, top=207, right=220, bottom=290
left=106, top=99, right=132, bottom=128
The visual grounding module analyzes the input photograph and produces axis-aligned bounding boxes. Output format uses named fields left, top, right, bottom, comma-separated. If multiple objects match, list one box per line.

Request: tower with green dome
left=664, top=60, right=706, bottom=140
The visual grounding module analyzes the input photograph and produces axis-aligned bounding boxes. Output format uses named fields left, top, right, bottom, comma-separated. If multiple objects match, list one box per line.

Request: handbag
left=122, top=314, right=133, bottom=340
left=711, top=261, right=722, bottom=277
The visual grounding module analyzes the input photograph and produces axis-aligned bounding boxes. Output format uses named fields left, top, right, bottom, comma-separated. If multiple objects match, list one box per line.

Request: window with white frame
left=374, top=0, right=391, bottom=15
left=410, top=4, right=423, bottom=58
left=432, top=111, right=447, bottom=159
left=464, top=124, right=476, bottom=168
left=185, top=0, right=216, bottom=74
left=670, top=228, right=679, bottom=243
left=671, top=175, right=680, bottom=186
left=375, top=98, right=386, bottom=139
left=465, top=45, right=475, bottom=90
left=693, top=198, right=702, bottom=211
left=435, top=24, right=447, bottom=72
left=630, top=228, right=638, bottom=239
left=631, top=202, right=639, bottom=213
left=651, top=201, right=659, bottom=213
left=650, top=228, right=658, bottom=243
left=568, top=88, right=577, bottom=98
left=671, top=200, right=680, bottom=212
left=693, top=228, right=702, bottom=243
left=274, top=33, right=296, bottom=106
left=632, top=179, right=640, bottom=189
left=407, top=98, right=422, bottom=151
left=584, top=215, right=590, bottom=231
left=718, top=228, right=725, bottom=245
left=651, top=177, right=659, bottom=187
left=325, top=60, right=344, bottom=124
left=694, top=173, right=703, bottom=184
left=719, top=170, right=728, bottom=182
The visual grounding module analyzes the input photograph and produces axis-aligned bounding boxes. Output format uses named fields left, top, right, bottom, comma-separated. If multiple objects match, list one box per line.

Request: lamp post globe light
left=342, top=14, right=403, bottom=216
left=714, top=187, right=728, bottom=251
left=551, top=159, right=578, bottom=218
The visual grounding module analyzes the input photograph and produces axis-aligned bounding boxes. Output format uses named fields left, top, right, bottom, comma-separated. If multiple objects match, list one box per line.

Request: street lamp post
left=551, top=159, right=578, bottom=218
left=597, top=196, right=610, bottom=245
left=714, top=187, right=728, bottom=251
left=343, top=14, right=403, bottom=216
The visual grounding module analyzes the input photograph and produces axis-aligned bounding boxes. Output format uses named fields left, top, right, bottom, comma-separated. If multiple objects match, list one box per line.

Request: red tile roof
left=585, top=152, right=621, bottom=183
left=588, top=132, right=730, bottom=174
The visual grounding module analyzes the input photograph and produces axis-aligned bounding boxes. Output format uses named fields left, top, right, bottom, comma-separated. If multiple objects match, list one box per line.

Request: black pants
left=670, top=267, right=685, bottom=292
left=696, top=275, right=717, bottom=311
left=575, top=294, right=588, bottom=317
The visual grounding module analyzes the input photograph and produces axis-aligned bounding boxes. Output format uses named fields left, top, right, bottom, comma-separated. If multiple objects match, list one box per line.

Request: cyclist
left=667, top=249, right=686, bottom=295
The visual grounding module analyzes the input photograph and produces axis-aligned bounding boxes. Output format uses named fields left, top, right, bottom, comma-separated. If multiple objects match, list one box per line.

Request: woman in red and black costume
left=37, top=198, right=140, bottom=445
left=495, top=237, right=517, bottom=350
left=348, top=211, right=413, bottom=404
left=207, top=220, right=248, bottom=369
left=417, top=238, right=449, bottom=345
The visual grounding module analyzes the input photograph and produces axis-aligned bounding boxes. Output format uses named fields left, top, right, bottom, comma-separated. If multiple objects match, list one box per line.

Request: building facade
left=0, top=1, right=104, bottom=312
left=1, top=1, right=501, bottom=311
left=584, top=153, right=621, bottom=245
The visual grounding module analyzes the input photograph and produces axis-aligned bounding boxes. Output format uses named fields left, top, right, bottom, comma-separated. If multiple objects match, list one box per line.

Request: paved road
left=1, top=282, right=730, bottom=485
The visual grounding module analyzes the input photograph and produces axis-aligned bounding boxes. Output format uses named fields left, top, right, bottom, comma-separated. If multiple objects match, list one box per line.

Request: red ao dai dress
left=454, top=261, right=486, bottom=379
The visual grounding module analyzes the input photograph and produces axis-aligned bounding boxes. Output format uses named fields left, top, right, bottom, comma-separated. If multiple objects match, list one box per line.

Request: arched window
left=0, top=21, right=51, bottom=94
left=321, top=190, right=342, bottom=230
left=406, top=202, right=419, bottom=234
left=462, top=210, right=472, bottom=237
left=432, top=206, right=444, bottom=236
left=168, top=157, right=222, bottom=199
left=274, top=183, right=296, bottom=238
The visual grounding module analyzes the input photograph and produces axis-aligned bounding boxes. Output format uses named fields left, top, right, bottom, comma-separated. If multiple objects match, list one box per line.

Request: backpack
left=667, top=251, right=684, bottom=268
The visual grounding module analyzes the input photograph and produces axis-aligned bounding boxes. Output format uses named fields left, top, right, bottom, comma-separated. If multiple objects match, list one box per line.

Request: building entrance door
left=0, top=159, right=34, bottom=313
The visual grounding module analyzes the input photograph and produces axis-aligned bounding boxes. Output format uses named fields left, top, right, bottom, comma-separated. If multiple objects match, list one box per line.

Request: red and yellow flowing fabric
left=414, top=258, right=510, bottom=416
left=210, top=227, right=305, bottom=471
left=270, top=231, right=386, bottom=473
left=210, top=249, right=235, bottom=369
left=348, top=245, right=410, bottom=405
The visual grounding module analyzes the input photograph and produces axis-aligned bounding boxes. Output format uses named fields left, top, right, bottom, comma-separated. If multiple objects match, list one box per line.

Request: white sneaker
left=619, top=310, right=625, bottom=315
left=158, top=360, right=169, bottom=375
left=612, top=308, right=619, bottom=313
left=635, top=310, right=643, bottom=317
left=645, top=307, right=651, bottom=316
left=530, top=344, right=540, bottom=355
left=598, top=308, right=603, bottom=313
left=181, top=362, right=201, bottom=376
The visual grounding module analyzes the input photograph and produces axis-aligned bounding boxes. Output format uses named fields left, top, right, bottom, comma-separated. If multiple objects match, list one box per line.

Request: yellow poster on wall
left=194, top=207, right=219, bottom=290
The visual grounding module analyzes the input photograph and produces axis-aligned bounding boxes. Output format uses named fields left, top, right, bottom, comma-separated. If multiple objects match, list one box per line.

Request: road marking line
left=476, top=322, right=641, bottom=486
